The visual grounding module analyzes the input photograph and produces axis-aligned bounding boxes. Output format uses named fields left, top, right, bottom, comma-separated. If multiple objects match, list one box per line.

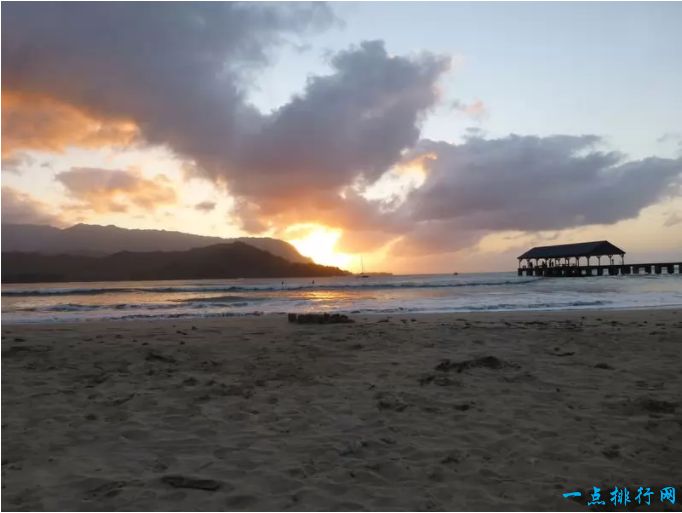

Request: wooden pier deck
left=518, top=262, right=682, bottom=277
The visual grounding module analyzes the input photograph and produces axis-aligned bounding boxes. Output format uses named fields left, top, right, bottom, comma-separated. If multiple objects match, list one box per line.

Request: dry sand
left=2, top=309, right=681, bottom=511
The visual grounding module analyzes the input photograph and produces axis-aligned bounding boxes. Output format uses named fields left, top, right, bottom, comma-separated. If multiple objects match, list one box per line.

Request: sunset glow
left=2, top=5, right=681, bottom=509
left=2, top=2, right=681, bottom=273
left=286, top=225, right=354, bottom=270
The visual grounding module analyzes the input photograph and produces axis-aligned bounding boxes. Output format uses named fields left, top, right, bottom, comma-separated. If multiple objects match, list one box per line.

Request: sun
left=285, top=224, right=353, bottom=270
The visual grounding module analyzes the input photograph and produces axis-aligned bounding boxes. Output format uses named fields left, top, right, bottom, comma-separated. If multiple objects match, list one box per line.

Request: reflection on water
left=2, top=272, right=682, bottom=323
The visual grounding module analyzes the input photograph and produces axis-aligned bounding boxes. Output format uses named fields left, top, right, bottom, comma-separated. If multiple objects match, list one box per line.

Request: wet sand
left=2, top=309, right=681, bottom=511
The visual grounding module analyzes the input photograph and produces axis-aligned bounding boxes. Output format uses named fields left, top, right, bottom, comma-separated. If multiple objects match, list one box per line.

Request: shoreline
left=3, top=308, right=681, bottom=510
left=3, top=303, right=682, bottom=326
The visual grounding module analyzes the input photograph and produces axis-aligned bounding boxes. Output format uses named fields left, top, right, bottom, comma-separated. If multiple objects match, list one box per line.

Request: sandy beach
left=2, top=309, right=681, bottom=511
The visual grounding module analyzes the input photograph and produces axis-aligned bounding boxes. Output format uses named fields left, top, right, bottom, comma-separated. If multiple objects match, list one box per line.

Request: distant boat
left=359, top=256, right=369, bottom=278
left=452, top=272, right=459, bottom=276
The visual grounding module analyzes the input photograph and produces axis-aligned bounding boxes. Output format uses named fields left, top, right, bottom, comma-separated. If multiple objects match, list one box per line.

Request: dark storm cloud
left=392, top=135, right=682, bottom=254
left=2, top=2, right=334, bottom=158
left=4, top=3, right=681, bottom=257
left=411, top=135, right=681, bottom=230
left=3, top=3, right=448, bottom=231
left=226, top=41, right=449, bottom=202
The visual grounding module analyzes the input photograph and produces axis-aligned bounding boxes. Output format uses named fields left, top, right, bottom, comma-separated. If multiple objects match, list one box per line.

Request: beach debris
left=375, top=392, right=408, bottom=412
left=635, top=380, right=665, bottom=391
left=85, top=480, right=129, bottom=500
left=339, top=439, right=369, bottom=456
left=440, top=452, right=462, bottom=465
left=287, top=313, right=354, bottom=324
left=109, top=393, right=136, bottom=406
left=435, top=355, right=516, bottom=373
left=161, top=475, right=222, bottom=491
left=608, top=396, right=677, bottom=416
left=419, top=373, right=460, bottom=387
left=602, top=445, right=620, bottom=459
left=82, top=372, right=109, bottom=387
left=637, top=398, right=676, bottom=414
left=145, top=350, right=176, bottom=364
left=2, top=345, right=52, bottom=357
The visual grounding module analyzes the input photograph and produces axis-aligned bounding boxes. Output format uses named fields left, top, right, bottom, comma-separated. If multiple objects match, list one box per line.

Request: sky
left=2, top=2, right=682, bottom=273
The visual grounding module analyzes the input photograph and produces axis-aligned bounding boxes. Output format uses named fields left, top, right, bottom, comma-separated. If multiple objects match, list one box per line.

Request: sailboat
left=359, top=256, right=369, bottom=278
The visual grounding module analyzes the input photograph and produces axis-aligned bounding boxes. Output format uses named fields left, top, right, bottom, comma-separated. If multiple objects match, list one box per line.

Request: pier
left=517, top=262, right=682, bottom=277
left=517, top=240, right=682, bottom=277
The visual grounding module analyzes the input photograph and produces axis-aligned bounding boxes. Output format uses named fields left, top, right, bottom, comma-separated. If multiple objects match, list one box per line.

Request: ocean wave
left=12, top=297, right=610, bottom=314
left=172, top=295, right=266, bottom=303
left=3, top=287, right=141, bottom=297
left=2, top=277, right=541, bottom=297
left=6, top=298, right=682, bottom=324
left=17, top=300, right=256, bottom=313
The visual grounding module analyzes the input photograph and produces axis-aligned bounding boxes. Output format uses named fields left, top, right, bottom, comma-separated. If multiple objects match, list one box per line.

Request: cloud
left=451, top=99, right=488, bottom=120
left=194, top=201, right=216, bottom=212
left=392, top=135, right=682, bottom=254
left=2, top=152, right=34, bottom=173
left=664, top=211, right=682, bottom=227
left=1, top=186, right=62, bottom=225
left=2, top=91, right=139, bottom=157
left=222, top=42, right=449, bottom=204
left=55, top=167, right=177, bottom=213
left=4, top=3, right=681, bottom=260
left=2, top=2, right=334, bottom=159
left=3, top=4, right=448, bottom=234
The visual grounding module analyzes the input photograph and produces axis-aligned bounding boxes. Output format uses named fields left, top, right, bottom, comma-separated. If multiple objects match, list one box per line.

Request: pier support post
left=655, top=265, right=662, bottom=274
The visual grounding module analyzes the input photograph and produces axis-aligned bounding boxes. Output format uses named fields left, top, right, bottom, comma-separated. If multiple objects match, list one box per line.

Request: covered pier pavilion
left=517, top=240, right=681, bottom=277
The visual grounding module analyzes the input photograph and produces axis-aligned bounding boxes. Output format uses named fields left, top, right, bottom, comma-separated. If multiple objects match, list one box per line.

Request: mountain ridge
left=2, top=242, right=348, bottom=283
left=1, top=223, right=312, bottom=264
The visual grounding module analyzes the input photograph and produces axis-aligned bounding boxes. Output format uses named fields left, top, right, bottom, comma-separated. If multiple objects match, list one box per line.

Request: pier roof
left=518, top=240, right=625, bottom=260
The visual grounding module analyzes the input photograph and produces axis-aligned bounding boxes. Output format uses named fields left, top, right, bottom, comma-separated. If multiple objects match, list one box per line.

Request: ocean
left=3, top=272, right=682, bottom=323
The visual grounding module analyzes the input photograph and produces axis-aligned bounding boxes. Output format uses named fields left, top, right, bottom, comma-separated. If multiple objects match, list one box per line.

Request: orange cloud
left=2, top=91, right=139, bottom=158
left=56, top=167, right=177, bottom=214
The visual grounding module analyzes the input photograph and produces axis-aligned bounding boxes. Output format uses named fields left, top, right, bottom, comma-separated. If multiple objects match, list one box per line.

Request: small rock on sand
left=161, top=475, right=222, bottom=491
